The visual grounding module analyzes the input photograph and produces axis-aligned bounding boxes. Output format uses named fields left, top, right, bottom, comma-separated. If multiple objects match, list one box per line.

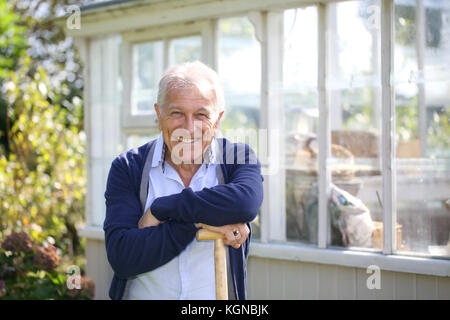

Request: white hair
left=157, top=61, right=225, bottom=113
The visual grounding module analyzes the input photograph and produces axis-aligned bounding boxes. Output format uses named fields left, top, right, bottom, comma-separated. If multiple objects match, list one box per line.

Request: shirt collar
left=151, top=132, right=219, bottom=170
left=151, top=132, right=165, bottom=168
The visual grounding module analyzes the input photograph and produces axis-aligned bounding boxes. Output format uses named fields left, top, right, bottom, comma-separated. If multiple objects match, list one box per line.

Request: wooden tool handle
left=195, top=228, right=228, bottom=300
left=214, top=238, right=228, bottom=300
left=196, top=228, right=224, bottom=241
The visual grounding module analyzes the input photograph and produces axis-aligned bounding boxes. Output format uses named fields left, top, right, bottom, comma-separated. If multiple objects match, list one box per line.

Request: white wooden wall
left=77, top=34, right=122, bottom=299
left=85, top=239, right=114, bottom=300
left=84, top=35, right=122, bottom=227
left=247, top=257, right=450, bottom=300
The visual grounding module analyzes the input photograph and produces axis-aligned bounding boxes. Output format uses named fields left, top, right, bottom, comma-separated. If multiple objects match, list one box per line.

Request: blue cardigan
left=103, top=138, right=264, bottom=300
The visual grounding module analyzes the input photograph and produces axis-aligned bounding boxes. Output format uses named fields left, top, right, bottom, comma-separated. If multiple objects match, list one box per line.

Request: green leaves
left=0, top=0, right=27, bottom=77
left=0, top=57, right=86, bottom=257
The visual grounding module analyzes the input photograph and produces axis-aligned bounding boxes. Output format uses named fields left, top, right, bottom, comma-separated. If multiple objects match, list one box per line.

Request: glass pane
left=283, top=7, right=319, bottom=243
left=126, top=133, right=160, bottom=149
left=131, top=41, right=164, bottom=115
left=217, top=16, right=261, bottom=238
left=217, top=16, right=261, bottom=151
left=168, top=35, right=202, bottom=66
left=327, top=0, right=383, bottom=250
left=131, top=35, right=203, bottom=117
left=394, top=0, right=450, bottom=258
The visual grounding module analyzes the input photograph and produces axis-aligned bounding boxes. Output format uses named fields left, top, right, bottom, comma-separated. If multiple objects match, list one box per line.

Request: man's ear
left=210, top=110, right=224, bottom=139
left=154, top=103, right=162, bottom=131
left=214, top=110, right=224, bottom=129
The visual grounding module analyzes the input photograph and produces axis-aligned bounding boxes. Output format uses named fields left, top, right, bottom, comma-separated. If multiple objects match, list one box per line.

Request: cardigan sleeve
left=150, top=143, right=264, bottom=227
left=103, top=156, right=198, bottom=279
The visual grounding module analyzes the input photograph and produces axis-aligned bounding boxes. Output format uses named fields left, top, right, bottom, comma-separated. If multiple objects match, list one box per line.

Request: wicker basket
left=372, top=221, right=403, bottom=250
left=294, top=137, right=355, bottom=181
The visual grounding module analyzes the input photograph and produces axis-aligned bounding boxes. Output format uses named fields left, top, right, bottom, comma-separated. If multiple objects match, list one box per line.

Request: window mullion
left=259, top=10, right=286, bottom=243
left=203, top=19, right=218, bottom=70
left=381, top=0, right=397, bottom=255
left=163, top=37, right=169, bottom=70
left=258, top=11, right=269, bottom=243
left=416, top=0, right=426, bottom=157
left=318, top=3, right=331, bottom=249
left=121, top=39, right=132, bottom=127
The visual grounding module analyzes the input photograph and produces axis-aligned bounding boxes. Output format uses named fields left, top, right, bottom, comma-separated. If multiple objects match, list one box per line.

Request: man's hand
left=138, top=209, right=162, bottom=229
left=195, top=223, right=250, bottom=249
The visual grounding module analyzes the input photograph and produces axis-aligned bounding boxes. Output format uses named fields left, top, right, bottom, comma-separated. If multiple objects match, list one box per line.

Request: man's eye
left=198, top=113, right=208, bottom=118
left=172, top=112, right=182, bottom=116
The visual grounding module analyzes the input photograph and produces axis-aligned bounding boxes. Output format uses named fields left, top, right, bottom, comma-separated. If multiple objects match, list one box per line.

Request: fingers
left=232, top=223, right=250, bottom=247
left=198, top=223, right=250, bottom=249
left=235, top=224, right=250, bottom=243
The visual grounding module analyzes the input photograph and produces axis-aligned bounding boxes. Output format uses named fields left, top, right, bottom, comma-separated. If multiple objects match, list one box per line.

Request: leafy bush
left=0, top=58, right=86, bottom=258
left=0, top=0, right=89, bottom=299
left=0, top=231, right=94, bottom=299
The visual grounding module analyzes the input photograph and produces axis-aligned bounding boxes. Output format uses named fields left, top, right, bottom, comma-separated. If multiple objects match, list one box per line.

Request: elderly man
left=104, top=61, right=263, bottom=300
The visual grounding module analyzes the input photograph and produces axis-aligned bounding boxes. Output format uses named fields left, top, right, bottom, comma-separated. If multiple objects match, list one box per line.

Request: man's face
left=155, top=86, right=223, bottom=165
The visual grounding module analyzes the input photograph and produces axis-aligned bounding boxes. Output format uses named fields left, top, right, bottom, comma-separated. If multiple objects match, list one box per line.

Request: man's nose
left=184, top=115, right=201, bottom=137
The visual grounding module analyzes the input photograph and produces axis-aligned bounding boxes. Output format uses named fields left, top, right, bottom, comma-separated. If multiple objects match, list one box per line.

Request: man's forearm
left=104, top=221, right=198, bottom=279
left=150, top=174, right=263, bottom=226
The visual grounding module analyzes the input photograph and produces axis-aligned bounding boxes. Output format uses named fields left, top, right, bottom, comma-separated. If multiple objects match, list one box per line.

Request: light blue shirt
left=124, top=133, right=218, bottom=300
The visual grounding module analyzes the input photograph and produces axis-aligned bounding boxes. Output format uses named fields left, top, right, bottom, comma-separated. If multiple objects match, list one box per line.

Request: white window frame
left=253, top=0, right=449, bottom=276
left=120, top=20, right=216, bottom=137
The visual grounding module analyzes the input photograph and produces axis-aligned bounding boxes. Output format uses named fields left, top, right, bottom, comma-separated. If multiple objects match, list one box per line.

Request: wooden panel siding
left=247, top=256, right=450, bottom=300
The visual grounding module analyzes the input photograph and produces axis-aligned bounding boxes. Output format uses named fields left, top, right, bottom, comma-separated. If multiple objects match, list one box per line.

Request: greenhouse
left=59, top=0, right=450, bottom=299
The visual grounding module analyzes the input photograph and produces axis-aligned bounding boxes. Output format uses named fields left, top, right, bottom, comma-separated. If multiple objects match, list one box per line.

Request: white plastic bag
left=329, top=184, right=374, bottom=247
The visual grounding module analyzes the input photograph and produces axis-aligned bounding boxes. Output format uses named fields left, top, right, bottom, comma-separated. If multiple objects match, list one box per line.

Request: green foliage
left=396, top=98, right=419, bottom=142
left=1, top=0, right=85, bottom=156
left=0, top=1, right=87, bottom=292
left=0, top=0, right=27, bottom=78
left=427, top=107, right=450, bottom=157
left=0, top=231, right=94, bottom=299
left=0, top=0, right=28, bottom=155
left=395, top=4, right=416, bottom=47
left=341, top=87, right=374, bottom=131
left=0, top=58, right=86, bottom=257
left=219, top=17, right=255, bottom=40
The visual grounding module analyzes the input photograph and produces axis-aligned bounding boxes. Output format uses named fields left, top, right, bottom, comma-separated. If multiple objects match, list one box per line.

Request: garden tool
left=196, top=228, right=228, bottom=300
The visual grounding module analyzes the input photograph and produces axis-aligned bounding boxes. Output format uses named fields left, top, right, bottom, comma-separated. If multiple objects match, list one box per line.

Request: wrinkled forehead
left=164, top=80, right=216, bottom=108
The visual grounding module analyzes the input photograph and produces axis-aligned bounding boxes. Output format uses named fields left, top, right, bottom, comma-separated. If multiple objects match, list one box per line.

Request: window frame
left=120, top=20, right=215, bottom=133
left=256, top=0, right=448, bottom=266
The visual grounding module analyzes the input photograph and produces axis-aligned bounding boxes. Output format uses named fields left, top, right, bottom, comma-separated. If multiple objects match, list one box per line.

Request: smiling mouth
left=177, top=137, right=200, bottom=143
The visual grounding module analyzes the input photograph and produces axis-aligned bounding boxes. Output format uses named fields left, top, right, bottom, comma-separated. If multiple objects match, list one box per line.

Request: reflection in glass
left=217, top=16, right=261, bottom=238
left=126, top=133, right=160, bottom=149
left=217, top=17, right=261, bottom=148
left=283, top=7, right=319, bottom=243
left=169, top=35, right=202, bottom=66
left=326, top=0, right=383, bottom=250
left=131, top=41, right=164, bottom=115
left=131, top=36, right=202, bottom=116
left=394, top=0, right=450, bottom=257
